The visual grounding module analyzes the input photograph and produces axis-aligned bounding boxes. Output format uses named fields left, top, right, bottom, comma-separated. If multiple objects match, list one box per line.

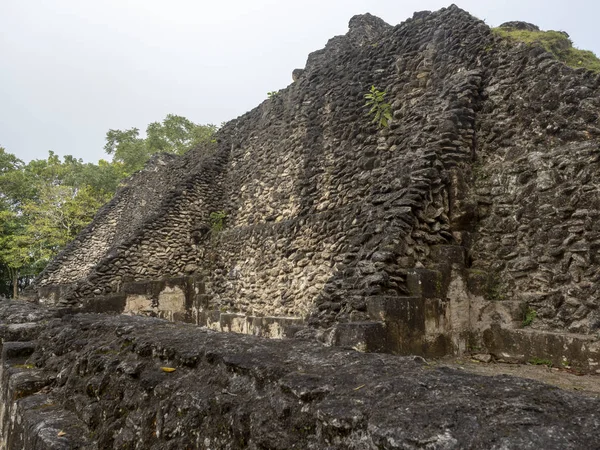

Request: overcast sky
left=1, top=0, right=598, bottom=163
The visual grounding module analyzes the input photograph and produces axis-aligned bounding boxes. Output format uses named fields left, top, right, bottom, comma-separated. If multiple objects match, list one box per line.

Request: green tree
left=104, top=114, right=216, bottom=175
left=104, top=128, right=150, bottom=175
left=0, top=114, right=216, bottom=297
left=146, top=114, right=217, bottom=155
left=0, top=149, right=116, bottom=297
left=0, top=147, right=31, bottom=208
left=0, top=148, right=34, bottom=297
left=20, top=184, right=107, bottom=268
left=0, top=207, right=32, bottom=298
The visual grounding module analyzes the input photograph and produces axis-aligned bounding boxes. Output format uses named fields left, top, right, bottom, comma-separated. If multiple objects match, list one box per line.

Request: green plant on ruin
left=529, top=357, right=552, bottom=367
left=267, top=91, right=280, bottom=99
left=364, top=85, right=392, bottom=129
left=522, top=307, right=537, bottom=327
left=209, top=210, right=228, bottom=234
left=492, top=28, right=600, bottom=72
left=486, top=273, right=506, bottom=301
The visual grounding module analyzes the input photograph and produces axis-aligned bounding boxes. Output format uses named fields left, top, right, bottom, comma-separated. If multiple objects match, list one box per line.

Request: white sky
left=1, top=0, right=598, bottom=163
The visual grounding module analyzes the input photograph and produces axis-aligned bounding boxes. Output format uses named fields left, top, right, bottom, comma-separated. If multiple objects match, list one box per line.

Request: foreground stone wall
left=26, top=6, right=600, bottom=362
left=1, top=300, right=600, bottom=449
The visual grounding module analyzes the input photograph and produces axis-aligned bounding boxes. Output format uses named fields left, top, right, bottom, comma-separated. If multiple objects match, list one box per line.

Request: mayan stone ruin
left=1, top=5, right=600, bottom=448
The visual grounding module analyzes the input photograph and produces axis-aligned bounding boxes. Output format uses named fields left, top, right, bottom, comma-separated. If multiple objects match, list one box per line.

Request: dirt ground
left=429, top=356, right=600, bottom=398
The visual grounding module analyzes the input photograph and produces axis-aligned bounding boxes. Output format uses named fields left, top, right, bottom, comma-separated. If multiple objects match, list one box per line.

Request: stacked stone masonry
left=26, top=6, right=600, bottom=369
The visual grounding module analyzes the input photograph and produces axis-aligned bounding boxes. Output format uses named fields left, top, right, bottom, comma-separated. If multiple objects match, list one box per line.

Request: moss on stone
left=493, top=28, right=600, bottom=72
left=13, top=364, right=35, bottom=369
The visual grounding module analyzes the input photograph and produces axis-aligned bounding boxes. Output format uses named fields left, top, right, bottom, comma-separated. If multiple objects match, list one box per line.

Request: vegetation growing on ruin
left=364, top=86, right=392, bottom=129
left=209, top=210, right=228, bottom=234
left=528, top=357, right=553, bottom=367
left=486, top=274, right=506, bottom=301
left=492, top=28, right=600, bottom=72
left=522, top=307, right=537, bottom=327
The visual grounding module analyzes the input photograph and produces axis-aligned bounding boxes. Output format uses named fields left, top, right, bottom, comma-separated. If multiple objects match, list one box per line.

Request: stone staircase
left=70, top=276, right=306, bottom=340
left=31, top=243, right=600, bottom=373
left=331, top=245, right=467, bottom=356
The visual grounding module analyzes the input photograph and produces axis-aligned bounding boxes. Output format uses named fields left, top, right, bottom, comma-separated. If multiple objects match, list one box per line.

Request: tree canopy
left=0, top=114, right=216, bottom=298
left=104, top=114, right=217, bottom=175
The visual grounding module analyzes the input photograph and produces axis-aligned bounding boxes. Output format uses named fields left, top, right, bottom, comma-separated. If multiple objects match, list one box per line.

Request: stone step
left=405, top=247, right=466, bottom=299
left=5, top=392, right=93, bottom=449
left=0, top=343, right=93, bottom=449
left=1, top=341, right=36, bottom=363
left=330, top=321, right=388, bottom=353
left=481, top=326, right=600, bottom=374
left=366, top=296, right=423, bottom=323
left=430, top=245, right=466, bottom=266
left=202, top=311, right=305, bottom=339
left=481, top=325, right=600, bottom=374
left=406, top=268, right=445, bottom=298
left=0, top=323, right=44, bottom=342
left=78, top=293, right=127, bottom=314
left=366, top=297, right=449, bottom=326
left=365, top=296, right=452, bottom=356
left=6, top=368, right=54, bottom=399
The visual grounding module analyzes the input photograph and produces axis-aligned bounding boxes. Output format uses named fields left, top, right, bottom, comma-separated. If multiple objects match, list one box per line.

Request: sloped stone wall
left=56, top=145, right=228, bottom=303
left=34, top=153, right=185, bottom=288
left=204, top=7, right=490, bottom=324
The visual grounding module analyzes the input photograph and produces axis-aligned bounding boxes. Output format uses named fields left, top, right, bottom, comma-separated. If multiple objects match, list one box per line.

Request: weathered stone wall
left=1, top=300, right=600, bottom=449
left=470, top=37, right=600, bottom=334
left=27, top=6, right=600, bottom=356
left=34, top=145, right=228, bottom=305
left=204, top=7, right=490, bottom=325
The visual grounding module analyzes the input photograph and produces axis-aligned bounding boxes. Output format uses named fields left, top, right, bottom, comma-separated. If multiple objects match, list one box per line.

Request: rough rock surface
left=1, top=300, right=600, bottom=449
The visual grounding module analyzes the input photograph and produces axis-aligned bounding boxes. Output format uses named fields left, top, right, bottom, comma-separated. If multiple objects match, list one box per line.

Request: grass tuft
left=492, top=28, right=600, bottom=72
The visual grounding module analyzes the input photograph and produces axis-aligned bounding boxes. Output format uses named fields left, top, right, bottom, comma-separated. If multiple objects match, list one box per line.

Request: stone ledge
left=482, top=325, right=600, bottom=373
left=202, top=310, right=305, bottom=339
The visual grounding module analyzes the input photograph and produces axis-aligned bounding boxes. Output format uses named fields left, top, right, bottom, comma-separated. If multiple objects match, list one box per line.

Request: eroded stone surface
left=1, top=300, right=600, bottom=449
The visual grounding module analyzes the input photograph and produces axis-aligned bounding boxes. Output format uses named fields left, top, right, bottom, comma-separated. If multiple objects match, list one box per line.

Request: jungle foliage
left=0, top=115, right=216, bottom=298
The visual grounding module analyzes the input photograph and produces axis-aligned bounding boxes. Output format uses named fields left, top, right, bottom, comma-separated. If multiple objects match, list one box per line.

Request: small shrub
left=209, top=210, right=227, bottom=234
left=522, top=307, right=537, bottom=327
left=267, top=91, right=280, bottom=99
left=364, top=85, right=392, bottom=129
